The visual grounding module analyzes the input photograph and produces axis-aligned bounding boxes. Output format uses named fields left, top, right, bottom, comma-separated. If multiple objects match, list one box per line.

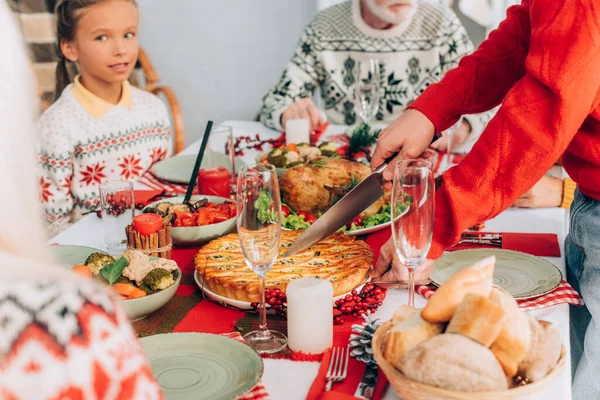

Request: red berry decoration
left=249, top=284, right=387, bottom=324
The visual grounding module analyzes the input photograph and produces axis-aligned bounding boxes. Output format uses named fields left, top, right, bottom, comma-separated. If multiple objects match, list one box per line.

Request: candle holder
left=287, top=278, right=333, bottom=354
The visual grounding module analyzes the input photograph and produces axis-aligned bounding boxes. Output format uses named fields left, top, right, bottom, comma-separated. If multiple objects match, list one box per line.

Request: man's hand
left=513, top=176, right=563, bottom=208
left=370, top=237, right=435, bottom=283
left=281, top=98, right=324, bottom=131
left=430, top=119, right=471, bottom=153
left=371, top=109, right=436, bottom=181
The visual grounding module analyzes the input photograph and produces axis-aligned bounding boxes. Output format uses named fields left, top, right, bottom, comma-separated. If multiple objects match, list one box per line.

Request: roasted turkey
left=279, top=158, right=390, bottom=217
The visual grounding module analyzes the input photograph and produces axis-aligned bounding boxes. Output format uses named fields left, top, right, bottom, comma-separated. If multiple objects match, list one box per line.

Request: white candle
left=285, top=119, right=310, bottom=145
left=286, top=278, right=333, bottom=354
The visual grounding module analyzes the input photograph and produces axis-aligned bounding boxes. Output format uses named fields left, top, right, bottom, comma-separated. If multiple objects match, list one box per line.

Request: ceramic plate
left=150, top=152, right=245, bottom=184
left=431, top=249, right=562, bottom=299
left=194, top=270, right=367, bottom=311
left=140, top=333, right=263, bottom=400
left=50, top=245, right=107, bottom=266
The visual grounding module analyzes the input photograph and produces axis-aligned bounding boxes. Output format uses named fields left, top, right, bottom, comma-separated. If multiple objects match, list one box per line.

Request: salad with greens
left=255, top=189, right=410, bottom=233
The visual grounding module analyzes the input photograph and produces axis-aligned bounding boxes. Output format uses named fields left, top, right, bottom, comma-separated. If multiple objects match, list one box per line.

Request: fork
left=325, top=346, right=350, bottom=391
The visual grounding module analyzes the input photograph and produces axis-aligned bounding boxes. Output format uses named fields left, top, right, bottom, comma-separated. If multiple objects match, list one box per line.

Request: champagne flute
left=439, top=117, right=463, bottom=174
left=391, top=160, right=435, bottom=306
left=355, top=59, right=380, bottom=124
left=236, top=163, right=287, bottom=353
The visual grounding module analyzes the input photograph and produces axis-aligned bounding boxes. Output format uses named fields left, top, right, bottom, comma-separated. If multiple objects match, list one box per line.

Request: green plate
left=150, top=152, right=245, bottom=184
left=140, top=333, right=263, bottom=400
left=431, top=249, right=562, bottom=299
left=50, top=244, right=107, bottom=266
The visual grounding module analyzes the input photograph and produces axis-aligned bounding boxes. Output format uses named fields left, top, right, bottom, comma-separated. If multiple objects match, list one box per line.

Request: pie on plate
left=194, top=230, right=374, bottom=302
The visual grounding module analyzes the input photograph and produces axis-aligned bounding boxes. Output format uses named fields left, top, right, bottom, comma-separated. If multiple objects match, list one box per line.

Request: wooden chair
left=136, top=49, right=186, bottom=154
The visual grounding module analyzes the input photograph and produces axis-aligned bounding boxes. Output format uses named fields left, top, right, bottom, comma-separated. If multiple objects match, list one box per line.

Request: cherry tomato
left=297, top=211, right=318, bottom=225
left=281, top=205, right=291, bottom=217
left=133, top=213, right=163, bottom=235
left=346, top=215, right=363, bottom=229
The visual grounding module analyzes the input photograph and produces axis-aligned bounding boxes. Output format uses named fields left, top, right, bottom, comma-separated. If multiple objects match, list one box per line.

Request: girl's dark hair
left=53, top=0, right=138, bottom=101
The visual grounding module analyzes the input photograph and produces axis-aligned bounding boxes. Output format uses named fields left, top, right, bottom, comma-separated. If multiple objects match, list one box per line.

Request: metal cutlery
left=325, top=346, right=350, bottom=391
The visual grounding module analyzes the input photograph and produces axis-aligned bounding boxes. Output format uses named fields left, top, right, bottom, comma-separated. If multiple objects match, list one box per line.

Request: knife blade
left=354, top=363, right=378, bottom=399
left=284, top=134, right=442, bottom=258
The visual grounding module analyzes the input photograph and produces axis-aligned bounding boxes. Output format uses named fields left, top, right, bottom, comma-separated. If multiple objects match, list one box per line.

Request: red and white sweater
left=38, top=79, right=172, bottom=236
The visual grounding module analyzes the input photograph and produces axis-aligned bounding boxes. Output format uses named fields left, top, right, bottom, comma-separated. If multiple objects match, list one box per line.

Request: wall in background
left=138, top=0, right=316, bottom=144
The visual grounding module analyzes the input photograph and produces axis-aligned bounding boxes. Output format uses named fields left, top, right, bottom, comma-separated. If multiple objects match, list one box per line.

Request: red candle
left=197, top=166, right=231, bottom=198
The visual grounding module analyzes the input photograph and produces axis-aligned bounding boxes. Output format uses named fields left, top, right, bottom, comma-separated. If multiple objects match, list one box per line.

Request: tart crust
left=195, top=230, right=373, bottom=302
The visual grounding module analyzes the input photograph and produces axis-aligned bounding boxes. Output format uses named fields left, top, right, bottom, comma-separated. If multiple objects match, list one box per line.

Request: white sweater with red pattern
left=38, top=85, right=172, bottom=236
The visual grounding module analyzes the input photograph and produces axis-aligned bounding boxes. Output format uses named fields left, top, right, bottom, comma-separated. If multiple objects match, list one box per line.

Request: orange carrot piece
left=287, top=143, right=298, bottom=152
left=113, top=283, right=137, bottom=297
left=128, top=288, right=147, bottom=299
left=72, top=264, right=92, bottom=278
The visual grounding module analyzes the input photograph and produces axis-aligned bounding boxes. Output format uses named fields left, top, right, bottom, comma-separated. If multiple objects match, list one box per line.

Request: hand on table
left=369, top=236, right=435, bottom=284
left=371, top=109, right=436, bottom=181
left=430, top=119, right=471, bottom=153
left=512, top=176, right=563, bottom=208
left=281, top=98, right=325, bottom=131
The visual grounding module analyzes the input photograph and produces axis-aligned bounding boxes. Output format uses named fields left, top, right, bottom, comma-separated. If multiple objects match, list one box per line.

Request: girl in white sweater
left=38, top=0, right=172, bottom=236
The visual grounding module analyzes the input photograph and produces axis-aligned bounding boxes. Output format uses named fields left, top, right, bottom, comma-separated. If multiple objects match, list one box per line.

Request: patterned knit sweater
left=260, top=0, right=495, bottom=147
left=38, top=82, right=172, bottom=236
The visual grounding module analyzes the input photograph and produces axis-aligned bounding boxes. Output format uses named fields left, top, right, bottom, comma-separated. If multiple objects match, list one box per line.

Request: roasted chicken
left=279, top=158, right=389, bottom=217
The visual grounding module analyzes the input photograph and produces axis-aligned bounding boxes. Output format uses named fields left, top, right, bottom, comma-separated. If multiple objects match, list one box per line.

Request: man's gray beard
left=364, top=0, right=416, bottom=25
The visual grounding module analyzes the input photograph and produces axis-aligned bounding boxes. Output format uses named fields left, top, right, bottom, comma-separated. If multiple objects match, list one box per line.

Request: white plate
left=282, top=206, right=408, bottom=236
left=194, top=270, right=366, bottom=310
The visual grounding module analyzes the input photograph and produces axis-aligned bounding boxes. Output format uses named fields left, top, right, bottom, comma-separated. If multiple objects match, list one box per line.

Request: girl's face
left=61, top=0, right=139, bottom=86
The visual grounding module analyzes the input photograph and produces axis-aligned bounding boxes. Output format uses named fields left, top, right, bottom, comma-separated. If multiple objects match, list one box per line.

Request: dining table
left=50, top=120, right=573, bottom=400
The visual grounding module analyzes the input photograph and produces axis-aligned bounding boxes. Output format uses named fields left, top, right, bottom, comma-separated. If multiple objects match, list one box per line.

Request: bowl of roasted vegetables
left=257, top=141, right=340, bottom=177
left=142, top=195, right=236, bottom=246
left=60, top=247, right=181, bottom=321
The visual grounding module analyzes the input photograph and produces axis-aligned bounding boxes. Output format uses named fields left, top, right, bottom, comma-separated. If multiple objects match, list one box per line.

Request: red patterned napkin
left=222, top=332, right=271, bottom=400
left=138, top=171, right=191, bottom=194
left=416, top=280, right=583, bottom=311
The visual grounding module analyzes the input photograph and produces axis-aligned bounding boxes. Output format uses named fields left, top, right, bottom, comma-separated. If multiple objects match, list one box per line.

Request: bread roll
left=422, top=256, right=495, bottom=323
left=518, top=318, right=562, bottom=382
left=489, top=286, right=532, bottom=377
left=446, top=293, right=506, bottom=347
left=392, top=305, right=419, bottom=324
left=398, top=333, right=508, bottom=392
left=384, top=311, right=444, bottom=366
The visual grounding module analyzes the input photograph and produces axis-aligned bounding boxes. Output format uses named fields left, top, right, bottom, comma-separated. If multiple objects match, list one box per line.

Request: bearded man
left=259, top=0, right=495, bottom=153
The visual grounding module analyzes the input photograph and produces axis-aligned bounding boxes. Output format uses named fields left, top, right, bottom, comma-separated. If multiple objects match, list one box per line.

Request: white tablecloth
left=51, top=121, right=572, bottom=400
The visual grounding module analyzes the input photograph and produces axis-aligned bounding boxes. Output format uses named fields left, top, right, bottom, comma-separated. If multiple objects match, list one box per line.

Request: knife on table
left=354, top=364, right=379, bottom=399
left=283, top=134, right=442, bottom=258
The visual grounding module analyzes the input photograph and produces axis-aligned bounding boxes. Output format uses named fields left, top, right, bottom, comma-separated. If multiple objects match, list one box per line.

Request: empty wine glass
left=236, top=163, right=287, bottom=354
left=439, top=117, right=463, bottom=173
left=354, top=59, right=380, bottom=124
left=391, top=160, right=435, bottom=306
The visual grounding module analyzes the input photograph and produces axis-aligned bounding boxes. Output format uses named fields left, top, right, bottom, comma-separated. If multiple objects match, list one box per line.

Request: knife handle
left=375, top=133, right=443, bottom=174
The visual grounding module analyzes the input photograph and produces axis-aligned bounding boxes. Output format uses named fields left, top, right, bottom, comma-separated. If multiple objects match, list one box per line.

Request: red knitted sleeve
left=413, top=0, right=600, bottom=258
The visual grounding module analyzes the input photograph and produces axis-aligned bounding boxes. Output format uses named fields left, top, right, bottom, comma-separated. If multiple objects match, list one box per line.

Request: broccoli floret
left=142, top=268, right=175, bottom=291
left=115, top=275, right=133, bottom=285
left=267, top=148, right=287, bottom=167
left=85, top=253, right=116, bottom=276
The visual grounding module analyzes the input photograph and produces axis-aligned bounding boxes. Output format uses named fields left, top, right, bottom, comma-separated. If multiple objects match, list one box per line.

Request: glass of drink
left=355, top=59, right=380, bottom=124
left=236, top=163, right=287, bottom=354
left=99, top=180, right=134, bottom=255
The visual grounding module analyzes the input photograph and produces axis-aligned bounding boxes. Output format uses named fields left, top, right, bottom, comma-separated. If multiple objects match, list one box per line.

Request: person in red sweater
left=369, top=1, right=600, bottom=398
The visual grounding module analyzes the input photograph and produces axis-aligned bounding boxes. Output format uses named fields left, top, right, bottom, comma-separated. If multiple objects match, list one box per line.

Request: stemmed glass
left=355, top=59, right=380, bottom=124
left=390, top=160, right=435, bottom=306
left=439, top=117, right=463, bottom=173
left=236, top=163, right=287, bottom=353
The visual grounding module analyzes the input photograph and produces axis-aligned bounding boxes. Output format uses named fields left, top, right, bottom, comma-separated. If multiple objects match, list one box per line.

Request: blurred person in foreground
left=369, top=1, right=600, bottom=399
left=0, top=2, right=162, bottom=398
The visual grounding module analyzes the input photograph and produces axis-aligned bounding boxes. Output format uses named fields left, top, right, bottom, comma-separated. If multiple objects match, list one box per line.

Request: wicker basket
left=372, top=320, right=565, bottom=400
